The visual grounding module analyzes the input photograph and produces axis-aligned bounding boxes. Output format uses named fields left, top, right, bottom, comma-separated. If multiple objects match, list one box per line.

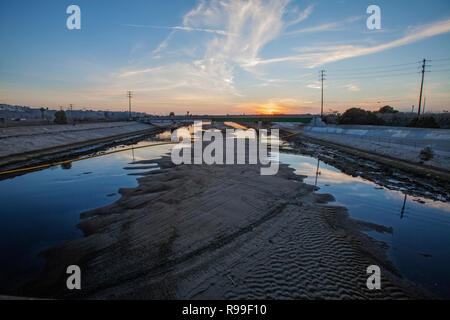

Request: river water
left=278, top=152, right=450, bottom=298
left=0, top=131, right=448, bottom=297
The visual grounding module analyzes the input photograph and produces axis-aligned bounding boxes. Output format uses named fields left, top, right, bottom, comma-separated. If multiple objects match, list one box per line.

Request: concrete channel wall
left=299, top=123, right=450, bottom=173
left=0, top=121, right=159, bottom=168
left=303, top=124, right=450, bottom=153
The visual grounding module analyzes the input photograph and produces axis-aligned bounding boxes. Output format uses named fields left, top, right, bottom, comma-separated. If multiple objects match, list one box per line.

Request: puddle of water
left=0, top=138, right=173, bottom=294
left=278, top=152, right=450, bottom=298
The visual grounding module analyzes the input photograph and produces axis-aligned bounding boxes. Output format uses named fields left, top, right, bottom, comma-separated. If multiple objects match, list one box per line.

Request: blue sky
left=0, top=0, right=449, bottom=114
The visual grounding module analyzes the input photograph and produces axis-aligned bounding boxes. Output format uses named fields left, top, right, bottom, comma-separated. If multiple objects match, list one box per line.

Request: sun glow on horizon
left=256, top=103, right=285, bottom=115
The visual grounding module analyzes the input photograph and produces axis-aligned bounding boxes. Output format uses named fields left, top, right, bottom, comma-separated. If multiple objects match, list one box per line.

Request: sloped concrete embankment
left=0, top=122, right=160, bottom=168
left=299, top=124, right=450, bottom=177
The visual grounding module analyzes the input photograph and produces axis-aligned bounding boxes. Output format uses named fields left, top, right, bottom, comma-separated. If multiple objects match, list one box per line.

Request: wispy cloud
left=111, top=2, right=449, bottom=113
left=121, top=0, right=292, bottom=97
left=152, top=30, right=175, bottom=54
left=256, top=73, right=313, bottom=87
left=116, top=67, right=163, bottom=78
left=285, top=16, right=363, bottom=36
left=256, top=18, right=450, bottom=67
left=306, top=82, right=321, bottom=89
left=123, top=24, right=233, bottom=36
left=344, top=84, right=360, bottom=92
left=285, top=4, right=314, bottom=28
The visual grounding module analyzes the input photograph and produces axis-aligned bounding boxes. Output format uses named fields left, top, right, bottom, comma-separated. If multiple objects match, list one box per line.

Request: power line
left=326, top=61, right=419, bottom=73
left=326, top=98, right=408, bottom=104
left=430, top=69, right=450, bottom=73
left=330, top=65, right=420, bottom=76
left=428, top=61, right=450, bottom=66
left=324, top=62, right=421, bottom=78
left=324, top=58, right=449, bottom=77
left=328, top=68, right=420, bottom=78
left=328, top=71, right=420, bottom=80
left=327, top=62, right=422, bottom=79
left=430, top=57, right=450, bottom=62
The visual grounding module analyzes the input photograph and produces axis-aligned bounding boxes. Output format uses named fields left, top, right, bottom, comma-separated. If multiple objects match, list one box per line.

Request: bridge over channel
left=138, top=115, right=313, bottom=124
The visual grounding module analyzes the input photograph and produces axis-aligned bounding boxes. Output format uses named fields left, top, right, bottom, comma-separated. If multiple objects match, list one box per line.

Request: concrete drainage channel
left=0, top=123, right=186, bottom=177
left=275, top=122, right=450, bottom=182
left=295, top=133, right=450, bottom=182
left=301, top=125, right=450, bottom=172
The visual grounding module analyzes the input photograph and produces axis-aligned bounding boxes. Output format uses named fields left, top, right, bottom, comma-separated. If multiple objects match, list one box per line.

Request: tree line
left=323, top=106, right=446, bottom=128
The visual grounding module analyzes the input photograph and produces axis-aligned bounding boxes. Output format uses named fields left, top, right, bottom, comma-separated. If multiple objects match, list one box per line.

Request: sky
left=0, top=0, right=449, bottom=115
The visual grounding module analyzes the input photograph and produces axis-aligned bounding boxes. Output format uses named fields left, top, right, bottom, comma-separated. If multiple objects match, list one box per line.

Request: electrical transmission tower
left=417, top=59, right=428, bottom=116
left=319, top=70, right=326, bottom=117
left=126, top=91, right=133, bottom=118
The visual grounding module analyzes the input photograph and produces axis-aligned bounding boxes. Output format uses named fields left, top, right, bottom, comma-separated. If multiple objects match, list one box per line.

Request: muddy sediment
left=24, top=135, right=429, bottom=299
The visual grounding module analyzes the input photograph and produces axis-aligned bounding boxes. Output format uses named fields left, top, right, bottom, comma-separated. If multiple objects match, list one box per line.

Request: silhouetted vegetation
left=54, top=110, right=68, bottom=124
left=338, top=108, right=384, bottom=125
left=40, top=107, right=46, bottom=119
left=407, top=116, right=440, bottom=128
left=378, top=105, right=398, bottom=114
left=332, top=106, right=449, bottom=128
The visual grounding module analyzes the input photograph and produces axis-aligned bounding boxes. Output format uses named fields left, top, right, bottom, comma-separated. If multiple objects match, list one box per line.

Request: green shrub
left=338, top=108, right=384, bottom=125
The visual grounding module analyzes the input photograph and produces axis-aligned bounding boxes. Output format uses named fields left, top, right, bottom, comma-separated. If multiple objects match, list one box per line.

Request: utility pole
left=126, top=91, right=133, bottom=119
left=319, top=70, right=326, bottom=118
left=417, top=59, right=427, bottom=116
left=423, top=96, right=426, bottom=115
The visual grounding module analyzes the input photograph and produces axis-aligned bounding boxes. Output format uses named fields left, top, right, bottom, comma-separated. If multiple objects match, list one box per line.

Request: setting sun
left=257, top=104, right=283, bottom=115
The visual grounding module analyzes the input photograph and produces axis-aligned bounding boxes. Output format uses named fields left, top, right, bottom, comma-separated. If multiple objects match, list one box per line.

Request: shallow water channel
left=0, top=131, right=449, bottom=298
left=278, top=152, right=450, bottom=298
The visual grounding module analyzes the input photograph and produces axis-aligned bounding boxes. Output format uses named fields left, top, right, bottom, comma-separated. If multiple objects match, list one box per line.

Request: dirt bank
left=24, top=134, right=428, bottom=299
